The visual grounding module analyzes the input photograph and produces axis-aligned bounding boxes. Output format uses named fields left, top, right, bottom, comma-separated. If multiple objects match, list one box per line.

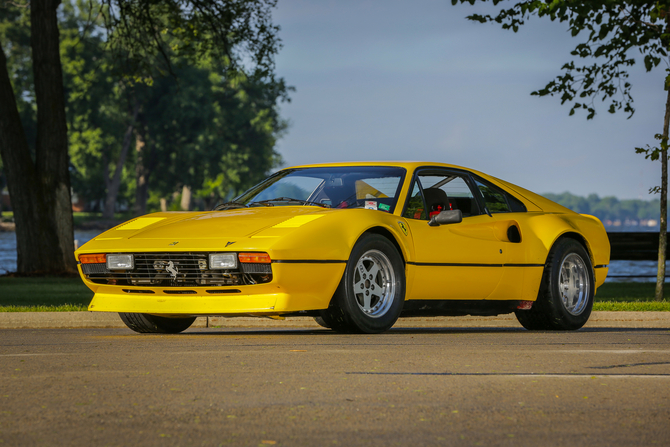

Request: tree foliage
left=454, top=0, right=668, bottom=119
left=544, top=192, right=661, bottom=223
left=2, top=0, right=289, bottom=215
left=129, top=62, right=288, bottom=213
left=452, top=0, right=670, bottom=300
left=0, top=0, right=289, bottom=274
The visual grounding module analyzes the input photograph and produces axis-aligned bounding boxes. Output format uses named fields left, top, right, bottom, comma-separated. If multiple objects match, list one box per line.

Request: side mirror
left=428, top=209, right=462, bottom=227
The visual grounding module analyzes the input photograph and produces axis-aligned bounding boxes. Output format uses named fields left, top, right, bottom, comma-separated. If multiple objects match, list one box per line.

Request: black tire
left=325, top=233, right=406, bottom=334
left=312, top=314, right=353, bottom=331
left=119, top=313, right=196, bottom=334
left=315, top=307, right=355, bottom=332
left=515, top=238, right=595, bottom=331
left=313, top=316, right=331, bottom=329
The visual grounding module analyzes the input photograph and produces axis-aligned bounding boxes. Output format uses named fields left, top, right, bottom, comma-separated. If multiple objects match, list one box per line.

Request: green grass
left=0, top=277, right=668, bottom=312
left=0, top=304, right=89, bottom=312
left=594, top=282, right=670, bottom=311
left=0, top=277, right=93, bottom=312
left=595, top=282, right=664, bottom=301
left=593, top=301, right=670, bottom=311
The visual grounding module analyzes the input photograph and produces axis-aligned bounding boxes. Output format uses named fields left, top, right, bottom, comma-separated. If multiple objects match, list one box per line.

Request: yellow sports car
left=75, top=162, right=610, bottom=334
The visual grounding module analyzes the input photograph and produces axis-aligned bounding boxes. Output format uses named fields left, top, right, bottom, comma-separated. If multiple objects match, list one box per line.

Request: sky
left=270, top=0, right=664, bottom=201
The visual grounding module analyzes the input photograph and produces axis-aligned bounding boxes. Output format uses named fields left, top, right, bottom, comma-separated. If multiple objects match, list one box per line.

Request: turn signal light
left=238, top=252, right=271, bottom=264
left=79, top=253, right=107, bottom=264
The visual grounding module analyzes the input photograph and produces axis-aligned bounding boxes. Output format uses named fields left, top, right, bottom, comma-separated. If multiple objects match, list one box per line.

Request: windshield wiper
left=249, top=197, right=330, bottom=208
left=213, top=201, right=248, bottom=210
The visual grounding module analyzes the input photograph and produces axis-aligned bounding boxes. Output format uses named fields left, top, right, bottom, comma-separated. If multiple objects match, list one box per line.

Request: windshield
left=230, top=166, right=406, bottom=212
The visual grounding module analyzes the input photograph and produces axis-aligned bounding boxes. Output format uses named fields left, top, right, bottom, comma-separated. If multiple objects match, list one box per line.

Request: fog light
left=209, top=253, right=237, bottom=269
left=107, top=254, right=134, bottom=270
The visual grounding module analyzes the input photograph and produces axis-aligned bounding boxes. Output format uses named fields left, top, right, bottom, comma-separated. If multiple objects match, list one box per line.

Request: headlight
left=209, top=253, right=237, bottom=269
left=106, top=254, right=134, bottom=270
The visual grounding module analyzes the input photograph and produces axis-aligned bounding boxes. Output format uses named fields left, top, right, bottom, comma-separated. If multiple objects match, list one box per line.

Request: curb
left=0, top=311, right=668, bottom=330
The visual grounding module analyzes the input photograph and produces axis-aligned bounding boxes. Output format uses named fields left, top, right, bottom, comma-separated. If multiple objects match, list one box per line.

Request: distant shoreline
left=0, top=220, right=123, bottom=233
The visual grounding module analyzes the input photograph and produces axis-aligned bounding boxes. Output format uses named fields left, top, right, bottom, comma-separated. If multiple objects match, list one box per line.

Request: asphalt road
left=1, top=327, right=669, bottom=447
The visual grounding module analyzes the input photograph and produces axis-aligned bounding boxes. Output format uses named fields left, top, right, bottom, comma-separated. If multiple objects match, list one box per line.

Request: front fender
left=265, top=209, right=413, bottom=263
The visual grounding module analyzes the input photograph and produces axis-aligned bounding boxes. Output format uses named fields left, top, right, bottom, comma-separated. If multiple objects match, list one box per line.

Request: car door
left=471, top=176, right=542, bottom=301
left=403, top=169, right=507, bottom=300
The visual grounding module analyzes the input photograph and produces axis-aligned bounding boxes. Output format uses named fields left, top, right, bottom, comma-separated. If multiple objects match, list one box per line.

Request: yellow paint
left=272, top=215, right=324, bottom=228
left=84, top=262, right=344, bottom=314
left=75, top=161, right=610, bottom=319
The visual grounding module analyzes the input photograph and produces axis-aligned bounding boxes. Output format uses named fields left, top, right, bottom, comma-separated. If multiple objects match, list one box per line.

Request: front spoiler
left=83, top=262, right=346, bottom=316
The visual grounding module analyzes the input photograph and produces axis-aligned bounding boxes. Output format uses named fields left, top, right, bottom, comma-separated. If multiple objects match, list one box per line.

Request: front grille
left=81, top=252, right=272, bottom=287
left=241, top=263, right=272, bottom=274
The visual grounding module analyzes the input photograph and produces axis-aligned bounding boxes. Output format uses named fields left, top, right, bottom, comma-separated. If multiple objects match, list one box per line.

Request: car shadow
left=178, top=326, right=667, bottom=336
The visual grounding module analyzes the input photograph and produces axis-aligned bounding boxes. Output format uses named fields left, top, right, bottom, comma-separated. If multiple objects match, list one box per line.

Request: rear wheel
left=119, top=313, right=196, bottom=334
left=515, top=238, right=594, bottom=331
left=323, top=234, right=405, bottom=334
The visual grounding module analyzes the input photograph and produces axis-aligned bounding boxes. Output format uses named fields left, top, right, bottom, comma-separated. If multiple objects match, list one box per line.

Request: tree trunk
left=0, top=1, right=76, bottom=274
left=180, top=185, right=192, bottom=211
left=655, top=89, right=670, bottom=301
left=134, top=129, right=149, bottom=216
left=133, top=126, right=157, bottom=216
left=102, top=99, right=140, bottom=220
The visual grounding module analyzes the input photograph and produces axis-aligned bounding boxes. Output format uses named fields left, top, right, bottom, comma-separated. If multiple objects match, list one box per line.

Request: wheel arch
left=360, top=226, right=407, bottom=266
left=547, top=231, right=594, bottom=267
left=322, top=225, right=408, bottom=333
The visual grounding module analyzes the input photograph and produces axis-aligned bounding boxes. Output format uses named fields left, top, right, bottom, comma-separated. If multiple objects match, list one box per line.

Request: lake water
left=0, top=230, right=101, bottom=275
left=0, top=230, right=664, bottom=282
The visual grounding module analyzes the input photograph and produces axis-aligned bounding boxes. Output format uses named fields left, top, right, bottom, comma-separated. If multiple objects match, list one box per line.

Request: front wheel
left=323, top=234, right=406, bottom=334
left=515, top=238, right=594, bottom=331
left=119, top=313, right=196, bottom=334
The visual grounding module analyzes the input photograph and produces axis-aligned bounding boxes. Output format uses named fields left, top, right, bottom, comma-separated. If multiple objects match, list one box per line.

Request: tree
left=0, top=0, right=284, bottom=274
left=131, top=65, right=288, bottom=214
left=59, top=1, right=288, bottom=216
left=0, top=0, right=74, bottom=274
left=58, top=1, right=138, bottom=219
left=451, top=0, right=670, bottom=300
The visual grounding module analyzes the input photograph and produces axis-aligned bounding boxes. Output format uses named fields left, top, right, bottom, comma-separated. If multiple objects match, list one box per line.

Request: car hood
left=77, top=207, right=333, bottom=254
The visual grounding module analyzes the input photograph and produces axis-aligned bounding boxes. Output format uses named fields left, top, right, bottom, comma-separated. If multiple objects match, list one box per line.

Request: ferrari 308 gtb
left=75, top=162, right=610, bottom=334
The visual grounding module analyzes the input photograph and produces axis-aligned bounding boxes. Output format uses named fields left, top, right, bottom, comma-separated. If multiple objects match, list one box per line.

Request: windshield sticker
left=398, top=221, right=408, bottom=236
left=379, top=203, right=391, bottom=212
left=365, top=201, right=377, bottom=210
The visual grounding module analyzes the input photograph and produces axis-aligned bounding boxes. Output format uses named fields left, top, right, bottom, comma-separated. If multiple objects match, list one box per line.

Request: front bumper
left=595, top=265, right=608, bottom=290
left=81, top=262, right=346, bottom=316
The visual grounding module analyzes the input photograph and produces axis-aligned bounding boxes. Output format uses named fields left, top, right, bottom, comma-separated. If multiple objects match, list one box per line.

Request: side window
left=402, top=182, right=426, bottom=220
left=403, top=172, right=480, bottom=220
left=474, top=178, right=527, bottom=213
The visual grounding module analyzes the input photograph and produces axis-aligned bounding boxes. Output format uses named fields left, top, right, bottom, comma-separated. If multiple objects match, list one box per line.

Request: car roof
left=288, top=161, right=477, bottom=172
left=285, top=161, right=572, bottom=214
